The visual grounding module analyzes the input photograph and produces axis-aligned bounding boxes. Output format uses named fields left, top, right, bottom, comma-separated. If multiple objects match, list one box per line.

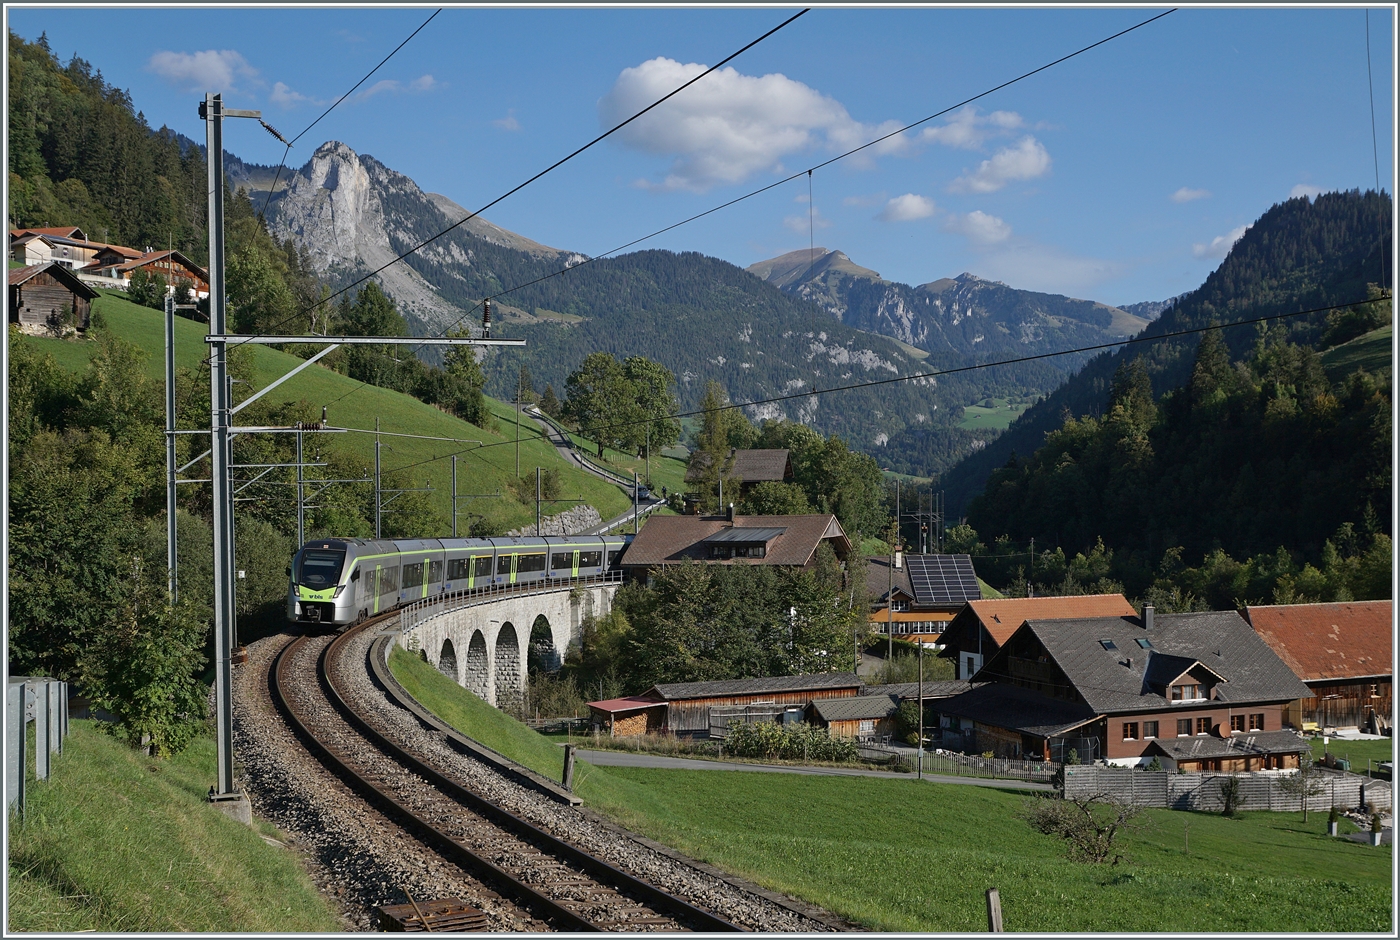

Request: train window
left=297, top=549, right=345, bottom=587
left=380, top=567, right=399, bottom=594
left=473, top=556, right=493, bottom=578
left=497, top=555, right=513, bottom=576
left=578, top=551, right=602, bottom=568
left=517, top=553, right=546, bottom=573
left=551, top=552, right=573, bottom=570
left=402, top=563, right=424, bottom=589
left=447, top=558, right=469, bottom=581
left=607, top=550, right=623, bottom=567
left=428, top=561, right=443, bottom=584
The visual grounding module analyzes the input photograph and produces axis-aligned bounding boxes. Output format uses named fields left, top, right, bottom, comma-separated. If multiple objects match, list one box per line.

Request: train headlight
left=332, top=583, right=347, bottom=599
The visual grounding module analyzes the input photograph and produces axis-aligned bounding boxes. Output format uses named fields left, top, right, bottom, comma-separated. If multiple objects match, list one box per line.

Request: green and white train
left=287, top=535, right=630, bottom=627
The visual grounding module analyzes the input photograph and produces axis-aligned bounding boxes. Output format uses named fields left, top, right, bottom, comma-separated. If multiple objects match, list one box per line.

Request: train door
left=509, top=553, right=519, bottom=584
left=371, top=565, right=382, bottom=615
left=571, top=550, right=580, bottom=578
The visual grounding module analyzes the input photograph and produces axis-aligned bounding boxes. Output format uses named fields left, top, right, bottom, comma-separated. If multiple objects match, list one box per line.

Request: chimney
left=726, top=502, right=735, bottom=523
left=1143, top=604, right=1155, bottom=631
left=894, top=549, right=903, bottom=570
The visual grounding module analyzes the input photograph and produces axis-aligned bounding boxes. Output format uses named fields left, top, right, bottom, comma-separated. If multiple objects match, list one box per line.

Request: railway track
left=270, top=617, right=743, bottom=932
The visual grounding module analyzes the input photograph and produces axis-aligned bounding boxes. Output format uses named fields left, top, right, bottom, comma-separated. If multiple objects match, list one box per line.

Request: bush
left=722, top=721, right=857, bottom=763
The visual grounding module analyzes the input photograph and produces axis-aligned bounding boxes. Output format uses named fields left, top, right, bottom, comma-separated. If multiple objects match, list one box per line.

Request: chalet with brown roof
left=9, top=262, right=98, bottom=334
left=81, top=249, right=210, bottom=298
left=684, top=448, right=794, bottom=487
left=936, top=608, right=1312, bottom=770
left=620, top=511, right=849, bottom=582
left=938, top=594, right=1138, bottom=680
left=1242, top=601, right=1393, bottom=732
left=10, top=227, right=127, bottom=270
left=868, top=553, right=983, bottom=646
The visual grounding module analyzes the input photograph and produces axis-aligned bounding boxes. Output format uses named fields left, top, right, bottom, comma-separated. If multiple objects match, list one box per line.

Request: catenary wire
left=256, top=9, right=442, bottom=222
left=384, top=291, right=1389, bottom=474
left=240, top=7, right=809, bottom=346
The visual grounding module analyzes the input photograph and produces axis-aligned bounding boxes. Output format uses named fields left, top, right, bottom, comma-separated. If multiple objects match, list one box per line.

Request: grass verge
left=385, top=645, right=1392, bottom=931
left=1308, top=735, right=1395, bottom=768
left=6, top=721, right=340, bottom=932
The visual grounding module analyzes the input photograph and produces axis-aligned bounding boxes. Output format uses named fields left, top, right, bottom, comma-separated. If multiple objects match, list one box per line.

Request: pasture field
left=388, top=646, right=1392, bottom=932
left=6, top=722, right=340, bottom=933
left=959, top=397, right=1031, bottom=430
left=1320, top=325, right=1392, bottom=382
left=1308, top=735, right=1395, bottom=768
left=18, top=289, right=636, bottom=533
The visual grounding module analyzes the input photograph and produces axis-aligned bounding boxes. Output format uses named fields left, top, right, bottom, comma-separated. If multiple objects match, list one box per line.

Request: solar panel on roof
left=904, top=554, right=980, bottom=605
left=702, top=527, right=786, bottom=543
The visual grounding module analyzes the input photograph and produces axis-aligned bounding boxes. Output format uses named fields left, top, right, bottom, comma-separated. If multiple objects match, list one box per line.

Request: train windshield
left=297, top=549, right=345, bottom=588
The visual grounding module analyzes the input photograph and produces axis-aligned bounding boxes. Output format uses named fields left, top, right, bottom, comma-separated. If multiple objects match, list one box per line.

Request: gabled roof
left=8, top=262, right=100, bottom=298
left=867, top=680, right=967, bottom=701
left=956, top=594, right=1137, bottom=648
left=934, top=682, right=1099, bottom=738
left=684, top=448, right=792, bottom=484
left=866, top=555, right=914, bottom=604
left=1145, top=729, right=1310, bottom=762
left=622, top=513, right=849, bottom=567
left=648, top=672, right=861, bottom=701
left=586, top=695, right=665, bottom=714
left=10, top=226, right=86, bottom=240
left=984, top=611, right=1312, bottom=714
left=1242, top=601, right=1393, bottom=682
left=812, top=693, right=900, bottom=723
left=97, top=249, right=209, bottom=281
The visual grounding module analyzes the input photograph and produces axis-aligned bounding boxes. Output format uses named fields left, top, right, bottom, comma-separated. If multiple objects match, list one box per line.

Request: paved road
left=575, top=748, right=1053, bottom=790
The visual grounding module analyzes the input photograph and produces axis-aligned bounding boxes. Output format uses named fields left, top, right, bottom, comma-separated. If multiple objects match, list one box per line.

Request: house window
left=966, top=657, right=975, bottom=678
left=1122, top=722, right=1138, bottom=740
left=1143, top=721, right=1158, bottom=739
left=1172, top=683, right=1202, bottom=702
left=1248, top=713, right=1265, bottom=731
left=892, top=599, right=910, bottom=612
left=1177, top=719, right=1193, bottom=737
left=1370, top=683, right=1380, bottom=697
left=1230, top=715, right=1245, bottom=733
left=1196, top=716, right=1212, bottom=735
left=859, top=720, right=875, bottom=733
left=1100, top=639, right=1117, bottom=650
left=1135, top=637, right=1154, bottom=649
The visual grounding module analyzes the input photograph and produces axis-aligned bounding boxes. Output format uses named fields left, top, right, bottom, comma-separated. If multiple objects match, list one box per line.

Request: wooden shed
left=9, top=262, right=98, bottom=334
left=646, top=673, right=864, bottom=738
left=809, top=693, right=901, bottom=741
left=586, top=695, right=667, bottom=737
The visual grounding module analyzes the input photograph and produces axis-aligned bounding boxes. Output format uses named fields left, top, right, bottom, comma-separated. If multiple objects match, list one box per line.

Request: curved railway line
left=256, top=614, right=836, bottom=932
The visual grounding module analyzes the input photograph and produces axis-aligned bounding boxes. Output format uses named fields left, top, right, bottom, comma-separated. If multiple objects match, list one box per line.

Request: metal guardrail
left=7, top=677, right=69, bottom=815
left=530, top=409, right=640, bottom=490
left=397, top=571, right=625, bottom=636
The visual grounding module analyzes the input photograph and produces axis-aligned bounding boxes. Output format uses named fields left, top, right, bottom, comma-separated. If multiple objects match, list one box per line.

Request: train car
left=287, top=534, right=631, bottom=627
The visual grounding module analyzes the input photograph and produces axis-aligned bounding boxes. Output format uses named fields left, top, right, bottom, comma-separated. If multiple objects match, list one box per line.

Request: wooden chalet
left=868, top=553, right=982, bottom=646
left=1242, top=601, right=1393, bottom=732
left=81, top=248, right=210, bottom=298
left=682, top=448, right=794, bottom=511
left=9, top=262, right=98, bottom=333
left=10, top=227, right=128, bottom=270
left=938, top=594, right=1138, bottom=680
left=809, top=693, right=901, bottom=741
left=935, top=608, right=1313, bottom=770
left=620, top=511, right=850, bottom=581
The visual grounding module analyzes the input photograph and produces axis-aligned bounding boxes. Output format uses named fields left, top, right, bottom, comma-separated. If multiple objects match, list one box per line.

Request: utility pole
left=918, top=634, right=924, bottom=780
left=452, top=455, right=458, bottom=539
left=375, top=417, right=382, bottom=539
left=515, top=366, right=522, bottom=478
left=633, top=470, right=640, bottom=536
left=295, top=427, right=305, bottom=546
left=165, top=294, right=178, bottom=603
left=536, top=467, right=543, bottom=536
left=888, top=480, right=899, bottom=662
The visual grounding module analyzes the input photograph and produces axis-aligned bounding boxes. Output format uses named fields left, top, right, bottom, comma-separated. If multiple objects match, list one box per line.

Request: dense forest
left=938, top=190, right=1393, bottom=513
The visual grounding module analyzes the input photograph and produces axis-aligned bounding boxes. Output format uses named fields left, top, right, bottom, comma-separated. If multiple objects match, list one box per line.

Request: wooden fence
left=1063, top=765, right=1392, bottom=813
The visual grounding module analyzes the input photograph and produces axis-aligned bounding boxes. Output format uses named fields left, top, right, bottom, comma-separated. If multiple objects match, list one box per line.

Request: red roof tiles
left=1242, top=601, right=1393, bottom=681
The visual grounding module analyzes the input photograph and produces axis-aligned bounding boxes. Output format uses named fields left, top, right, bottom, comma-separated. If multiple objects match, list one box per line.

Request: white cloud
left=784, top=206, right=833, bottom=233
left=878, top=193, right=936, bottom=222
left=1172, top=187, right=1210, bottom=203
left=920, top=106, right=1025, bottom=150
left=599, top=57, right=909, bottom=192
left=1290, top=183, right=1323, bottom=200
left=1192, top=224, right=1248, bottom=260
left=410, top=75, right=436, bottom=92
left=270, top=81, right=321, bottom=108
left=493, top=110, right=521, bottom=132
left=146, top=49, right=259, bottom=92
left=357, top=75, right=437, bottom=101
left=949, top=136, right=1051, bottom=193
left=946, top=210, right=1012, bottom=245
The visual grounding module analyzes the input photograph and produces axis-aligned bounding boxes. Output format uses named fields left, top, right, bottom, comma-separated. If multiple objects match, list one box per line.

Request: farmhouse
left=587, top=672, right=863, bottom=738
left=936, top=607, right=1312, bottom=770
left=80, top=248, right=210, bottom=298
left=620, top=510, right=850, bottom=581
left=938, top=594, right=1138, bottom=680
left=1242, top=600, right=1393, bottom=732
left=684, top=448, right=794, bottom=494
left=867, top=552, right=982, bottom=646
left=10, top=227, right=133, bottom=271
left=8, top=262, right=98, bottom=334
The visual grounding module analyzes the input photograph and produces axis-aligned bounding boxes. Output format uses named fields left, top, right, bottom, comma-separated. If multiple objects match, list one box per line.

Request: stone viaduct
left=398, top=581, right=619, bottom=708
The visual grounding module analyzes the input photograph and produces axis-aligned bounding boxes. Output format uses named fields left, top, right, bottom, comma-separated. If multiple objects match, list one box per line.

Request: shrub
left=1219, top=775, right=1241, bottom=817
left=722, top=721, right=856, bottom=763
left=1020, top=792, right=1144, bottom=865
left=1371, top=813, right=1382, bottom=833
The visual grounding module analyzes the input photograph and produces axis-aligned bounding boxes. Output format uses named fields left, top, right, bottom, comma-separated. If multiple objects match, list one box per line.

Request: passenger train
left=287, top=535, right=631, bottom=627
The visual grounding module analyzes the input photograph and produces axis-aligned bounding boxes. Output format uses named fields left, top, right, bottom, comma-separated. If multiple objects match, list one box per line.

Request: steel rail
left=324, top=624, right=745, bottom=933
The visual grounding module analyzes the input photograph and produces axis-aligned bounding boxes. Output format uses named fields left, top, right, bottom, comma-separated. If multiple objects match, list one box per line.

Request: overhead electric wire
left=256, top=8, right=442, bottom=222
left=325, top=6, right=1178, bottom=410
left=384, top=291, right=1389, bottom=475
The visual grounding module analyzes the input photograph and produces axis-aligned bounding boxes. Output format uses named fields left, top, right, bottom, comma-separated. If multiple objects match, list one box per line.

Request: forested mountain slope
left=940, top=190, right=1393, bottom=513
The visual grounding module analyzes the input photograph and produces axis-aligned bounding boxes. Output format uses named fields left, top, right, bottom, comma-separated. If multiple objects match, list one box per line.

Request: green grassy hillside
left=959, top=397, right=1031, bottom=431
left=17, top=288, right=693, bottom=534
left=1320, top=324, right=1392, bottom=382
left=7, top=722, right=341, bottom=932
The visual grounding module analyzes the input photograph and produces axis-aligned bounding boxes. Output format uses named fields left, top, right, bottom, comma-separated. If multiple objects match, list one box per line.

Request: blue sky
left=7, top=5, right=1395, bottom=307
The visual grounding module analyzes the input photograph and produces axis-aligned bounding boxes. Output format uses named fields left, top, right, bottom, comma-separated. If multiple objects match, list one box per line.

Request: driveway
left=574, top=748, right=1053, bottom=790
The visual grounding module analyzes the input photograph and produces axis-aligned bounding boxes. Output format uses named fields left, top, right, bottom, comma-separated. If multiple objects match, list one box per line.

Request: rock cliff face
left=748, top=249, right=1150, bottom=361
left=266, top=141, right=573, bottom=332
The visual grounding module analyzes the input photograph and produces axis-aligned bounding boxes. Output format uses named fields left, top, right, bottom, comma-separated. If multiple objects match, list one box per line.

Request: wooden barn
left=1242, top=601, right=1393, bottom=732
left=8, top=262, right=98, bottom=334
left=808, top=693, right=901, bottom=741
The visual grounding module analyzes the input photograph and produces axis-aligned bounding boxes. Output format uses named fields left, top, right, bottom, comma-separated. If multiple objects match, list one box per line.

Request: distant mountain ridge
left=745, top=248, right=1150, bottom=366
